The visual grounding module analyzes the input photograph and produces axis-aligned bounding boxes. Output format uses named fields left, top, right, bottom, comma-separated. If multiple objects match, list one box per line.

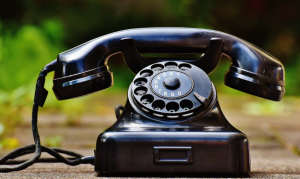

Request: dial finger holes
left=180, top=99, right=193, bottom=110
left=134, top=87, right=147, bottom=96
left=140, top=94, right=154, bottom=105
left=151, top=64, right=164, bottom=72
left=166, top=102, right=179, bottom=113
left=179, top=63, right=192, bottom=71
left=152, top=100, right=165, bottom=111
left=140, top=70, right=153, bottom=77
left=134, top=78, right=147, bottom=86
left=165, top=62, right=178, bottom=69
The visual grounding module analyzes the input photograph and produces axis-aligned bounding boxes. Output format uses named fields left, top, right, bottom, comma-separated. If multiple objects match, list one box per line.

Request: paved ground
left=0, top=95, right=300, bottom=178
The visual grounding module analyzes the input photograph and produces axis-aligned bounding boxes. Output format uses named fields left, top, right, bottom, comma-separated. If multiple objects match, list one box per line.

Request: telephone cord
left=0, top=60, right=94, bottom=172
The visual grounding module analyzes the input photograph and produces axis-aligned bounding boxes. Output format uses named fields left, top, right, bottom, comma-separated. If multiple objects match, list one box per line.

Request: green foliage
left=61, top=98, right=86, bottom=126
left=0, top=19, right=66, bottom=138
left=0, top=137, right=20, bottom=150
left=44, top=136, right=62, bottom=147
left=242, top=101, right=286, bottom=116
left=0, top=87, right=29, bottom=142
left=0, top=20, right=63, bottom=91
left=284, top=55, right=300, bottom=96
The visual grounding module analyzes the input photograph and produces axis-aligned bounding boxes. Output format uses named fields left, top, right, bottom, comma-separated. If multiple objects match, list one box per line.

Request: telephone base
left=94, top=131, right=250, bottom=176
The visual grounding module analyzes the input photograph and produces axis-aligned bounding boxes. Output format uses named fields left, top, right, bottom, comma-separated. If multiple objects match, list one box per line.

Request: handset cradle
left=120, top=37, right=224, bottom=74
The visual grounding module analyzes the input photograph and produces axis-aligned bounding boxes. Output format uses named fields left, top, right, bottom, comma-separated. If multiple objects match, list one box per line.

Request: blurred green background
left=0, top=0, right=299, bottom=148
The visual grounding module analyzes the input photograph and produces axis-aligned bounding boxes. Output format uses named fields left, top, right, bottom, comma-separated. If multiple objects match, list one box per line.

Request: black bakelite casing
left=95, top=61, right=250, bottom=176
left=49, top=28, right=286, bottom=176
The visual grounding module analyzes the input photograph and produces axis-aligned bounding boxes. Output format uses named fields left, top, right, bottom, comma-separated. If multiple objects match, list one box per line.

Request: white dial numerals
left=150, top=71, right=191, bottom=98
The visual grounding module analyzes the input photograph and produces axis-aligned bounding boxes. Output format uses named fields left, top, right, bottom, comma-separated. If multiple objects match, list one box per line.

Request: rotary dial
left=130, top=61, right=213, bottom=120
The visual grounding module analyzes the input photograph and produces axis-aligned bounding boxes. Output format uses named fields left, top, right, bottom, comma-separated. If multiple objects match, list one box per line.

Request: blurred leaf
left=0, top=123, right=4, bottom=135
left=0, top=137, right=20, bottom=150
left=242, top=101, right=286, bottom=116
left=42, top=19, right=64, bottom=44
left=44, top=136, right=62, bottom=147
left=61, top=98, right=86, bottom=126
left=0, top=20, right=63, bottom=92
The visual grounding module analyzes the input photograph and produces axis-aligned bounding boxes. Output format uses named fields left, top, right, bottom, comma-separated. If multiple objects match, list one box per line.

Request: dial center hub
left=164, top=77, right=180, bottom=89
left=151, top=71, right=193, bottom=99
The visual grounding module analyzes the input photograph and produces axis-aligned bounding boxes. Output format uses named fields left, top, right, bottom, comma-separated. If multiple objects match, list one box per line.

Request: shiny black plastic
left=52, top=28, right=285, bottom=101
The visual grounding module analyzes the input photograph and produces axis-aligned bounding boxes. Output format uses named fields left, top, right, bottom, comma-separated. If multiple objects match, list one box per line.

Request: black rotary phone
left=0, top=28, right=285, bottom=176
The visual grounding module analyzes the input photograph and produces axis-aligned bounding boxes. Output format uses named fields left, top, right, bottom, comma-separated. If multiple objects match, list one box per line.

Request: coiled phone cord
left=0, top=60, right=94, bottom=172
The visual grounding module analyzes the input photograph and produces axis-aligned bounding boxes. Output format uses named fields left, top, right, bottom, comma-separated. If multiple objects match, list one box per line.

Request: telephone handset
left=53, top=28, right=285, bottom=101
left=0, top=28, right=285, bottom=175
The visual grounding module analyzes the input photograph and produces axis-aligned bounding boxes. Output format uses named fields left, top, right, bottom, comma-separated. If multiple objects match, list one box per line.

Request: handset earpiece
left=53, top=64, right=113, bottom=100
left=52, top=28, right=285, bottom=101
left=224, top=42, right=285, bottom=101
